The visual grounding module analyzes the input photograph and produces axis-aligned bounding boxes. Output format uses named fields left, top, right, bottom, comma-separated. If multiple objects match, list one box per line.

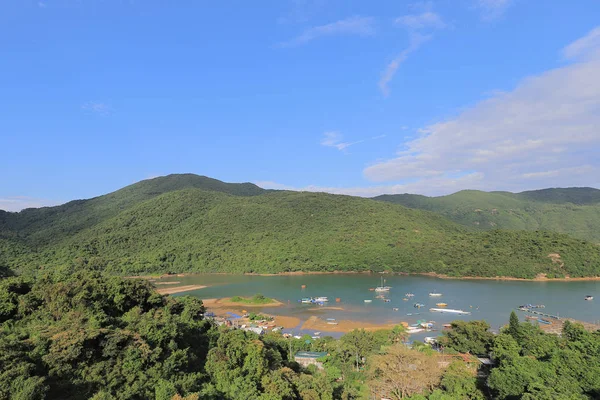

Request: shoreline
left=156, top=285, right=207, bottom=295
left=131, top=270, right=600, bottom=282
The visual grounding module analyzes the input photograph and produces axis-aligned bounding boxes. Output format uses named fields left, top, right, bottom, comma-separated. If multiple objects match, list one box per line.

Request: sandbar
left=301, top=316, right=406, bottom=333
left=156, top=285, right=207, bottom=295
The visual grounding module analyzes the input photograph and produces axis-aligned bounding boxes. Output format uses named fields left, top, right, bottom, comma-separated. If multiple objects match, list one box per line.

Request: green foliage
left=375, top=187, right=600, bottom=243
left=2, top=175, right=600, bottom=279
left=439, top=320, right=495, bottom=356
left=230, top=293, right=275, bottom=304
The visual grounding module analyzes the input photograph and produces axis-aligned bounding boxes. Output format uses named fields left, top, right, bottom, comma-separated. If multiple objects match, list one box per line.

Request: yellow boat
left=436, top=303, right=448, bottom=307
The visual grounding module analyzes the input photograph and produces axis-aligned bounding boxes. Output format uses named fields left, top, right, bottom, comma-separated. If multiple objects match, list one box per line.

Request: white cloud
left=321, top=131, right=385, bottom=152
left=380, top=7, right=446, bottom=96
left=81, top=102, right=112, bottom=115
left=278, top=16, right=375, bottom=47
left=0, top=196, right=62, bottom=212
left=563, top=26, right=600, bottom=61
left=366, top=25, right=600, bottom=193
left=395, top=11, right=446, bottom=30
left=254, top=172, right=486, bottom=197
left=475, top=0, right=512, bottom=20
left=379, top=33, right=431, bottom=97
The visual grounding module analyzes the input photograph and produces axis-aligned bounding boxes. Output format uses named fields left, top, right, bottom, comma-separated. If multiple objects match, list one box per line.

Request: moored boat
left=429, top=308, right=471, bottom=315
left=436, top=303, right=448, bottom=307
left=585, top=295, right=594, bottom=300
left=375, top=277, right=391, bottom=292
left=314, top=296, right=328, bottom=303
left=429, top=293, right=442, bottom=297
left=405, top=293, right=414, bottom=297
left=364, top=299, right=372, bottom=303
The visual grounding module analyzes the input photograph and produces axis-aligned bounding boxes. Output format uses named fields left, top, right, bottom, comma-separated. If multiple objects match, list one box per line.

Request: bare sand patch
left=301, top=316, right=404, bottom=333
left=156, top=285, right=207, bottom=295
left=154, top=281, right=181, bottom=285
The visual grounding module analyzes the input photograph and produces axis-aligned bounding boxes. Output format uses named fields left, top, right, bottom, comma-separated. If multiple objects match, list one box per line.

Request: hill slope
left=374, top=188, right=600, bottom=242
left=0, top=174, right=265, bottom=246
left=3, top=178, right=600, bottom=279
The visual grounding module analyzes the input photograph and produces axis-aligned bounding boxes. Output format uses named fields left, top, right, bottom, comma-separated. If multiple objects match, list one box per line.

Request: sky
left=1, top=0, right=600, bottom=211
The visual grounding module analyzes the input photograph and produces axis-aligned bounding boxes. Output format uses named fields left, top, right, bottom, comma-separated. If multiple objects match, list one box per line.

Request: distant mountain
left=374, top=188, right=600, bottom=242
left=2, top=175, right=600, bottom=279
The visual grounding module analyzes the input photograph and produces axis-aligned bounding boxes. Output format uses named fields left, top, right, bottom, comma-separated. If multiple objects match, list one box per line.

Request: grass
left=230, top=294, right=275, bottom=304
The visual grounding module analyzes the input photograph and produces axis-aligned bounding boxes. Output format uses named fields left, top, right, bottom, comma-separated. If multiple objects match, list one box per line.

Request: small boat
left=364, top=299, right=372, bottom=303
left=327, top=321, right=338, bottom=325
left=443, top=324, right=452, bottom=329
left=300, top=298, right=312, bottom=303
left=430, top=308, right=471, bottom=315
left=326, top=318, right=336, bottom=321
left=436, top=303, right=448, bottom=307
left=525, top=315, right=537, bottom=320
left=335, top=298, right=341, bottom=302
left=301, top=285, right=306, bottom=289
left=393, top=307, right=399, bottom=311
left=314, top=296, right=328, bottom=303
left=424, top=337, right=437, bottom=344
left=402, top=298, right=409, bottom=301
left=429, top=293, right=442, bottom=297
left=384, top=299, right=391, bottom=303
left=405, top=293, right=415, bottom=297
left=407, top=313, right=413, bottom=316
left=314, top=332, right=321, bottom=335
left=585, top=295, right=594, bottom=300
left=369, top=288, right=375, bottom=291
left=375, top=276, right=391, bottom=292
left=414, top=303, right=424, bottom=308
left=537, top=319, right=551, bottom=325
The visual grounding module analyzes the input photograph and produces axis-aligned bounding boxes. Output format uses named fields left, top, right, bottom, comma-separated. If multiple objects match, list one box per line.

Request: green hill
left=2, top=175, right=600, bottom=279
left=0, top=174, right=265, bottom=247
left=374, top=188, right=600, bottom=243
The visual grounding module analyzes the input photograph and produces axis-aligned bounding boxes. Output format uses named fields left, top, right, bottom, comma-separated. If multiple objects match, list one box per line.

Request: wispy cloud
left=379, top=5, right=446, bottom=97
left=379, top=33, right=432, bottom=97
left=321, top=131, right=385, bottom=152
left=0, top=196, right=62, bottom=212
left=395, top=11, right=446, bottom=30
left=562, top=26, right=600, bottom=60
left=366, top=26, right=600, bottom=193
left=278, top=16, right=375, bottom=47
left=81, top=102, right=112, bottom=115
left=475, top=0, right=512, bottom=20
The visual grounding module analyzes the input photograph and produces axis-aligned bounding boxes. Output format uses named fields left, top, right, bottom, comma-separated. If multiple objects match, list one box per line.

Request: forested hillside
left=1, top=175, right=600, bottom=279
left=375, top=188, right=600, bottom=242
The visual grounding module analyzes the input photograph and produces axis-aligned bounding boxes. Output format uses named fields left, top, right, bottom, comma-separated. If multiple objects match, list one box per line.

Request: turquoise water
left=166, top=273, right=600, bottom=339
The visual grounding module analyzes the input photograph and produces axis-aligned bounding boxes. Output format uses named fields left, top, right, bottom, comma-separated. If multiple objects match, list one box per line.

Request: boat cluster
left=299, top=296, right=328, bottom=305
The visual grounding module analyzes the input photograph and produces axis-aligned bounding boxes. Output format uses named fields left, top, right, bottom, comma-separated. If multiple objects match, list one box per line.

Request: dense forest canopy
left=1, top=175, right=600, bottom=278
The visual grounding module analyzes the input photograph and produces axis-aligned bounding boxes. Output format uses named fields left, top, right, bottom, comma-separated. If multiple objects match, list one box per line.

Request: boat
left=436, top=303, right=448, bottom=307
left=364, top=299, right=372, bottom=303
left=424, top=337, right=437, bottom=344
left=300, top=298, right=312, bottom=304
left=384, top=299, right=391, bottom=303
left=429, top=293, right=442, bottom=297
left=314, top=296, right=328, bottom=303
left=393, top=307, right=399, bottom=311
left=585, top=295, right=594, bottom=300
left=429, top=308, right=471, bottom=315
left=327, top=321, right=338, bottom=325
left=537, top=319, right=551, bottom=325
left=402, top=298, right=409, bottom=301
left=375, top=276, right=391, bottom=292
left=414, top=303, right=424, bottom=308
left=314, top=332, right=321, bottom=335
left=405, top=293, right=415, bottom=297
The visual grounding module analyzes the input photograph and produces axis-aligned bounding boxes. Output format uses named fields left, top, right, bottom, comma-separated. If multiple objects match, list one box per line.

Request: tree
left=340, top=329, right=374, bottom=371
left=439, top=321, right=494, bottom=356
left=368, top=344, right=442, bottom=399
left=439, top=361, right=485, bottom=399
left=507, top=311, right=521, bottom=340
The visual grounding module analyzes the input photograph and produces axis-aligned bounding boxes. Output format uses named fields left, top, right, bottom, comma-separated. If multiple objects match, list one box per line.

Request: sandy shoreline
left=301, top=316, right=406, bottom=333
left=129, top=270, right=600, bottom=282
left=203, top=297, right=285, bottom=308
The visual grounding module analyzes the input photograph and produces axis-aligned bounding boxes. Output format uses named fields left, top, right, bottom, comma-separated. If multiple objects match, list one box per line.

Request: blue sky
left=1, top=0, right=600, bottom=211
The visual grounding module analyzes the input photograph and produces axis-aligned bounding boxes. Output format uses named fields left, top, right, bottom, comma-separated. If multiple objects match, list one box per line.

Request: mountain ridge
left=1, top=174, right=600, bottom=279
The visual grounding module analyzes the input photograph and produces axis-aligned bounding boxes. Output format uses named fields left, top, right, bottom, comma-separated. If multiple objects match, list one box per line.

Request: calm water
left=166, top=273, right=600, bottom=339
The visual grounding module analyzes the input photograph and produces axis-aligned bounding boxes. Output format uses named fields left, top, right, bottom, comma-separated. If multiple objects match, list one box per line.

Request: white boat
left=585, top=295, right=593, bottom=300
left=314, top=296, right=328, bottom=302
left=364, top=299, right=372, bottom=303
left=429, top=308, right=471, bottom=315
left=405, top=293, right=414, bottom=297
left=375, top=276, right=391, bottom=292
left=429, top=293, right=442, bottom=297
left=424, top=337, right=437, bottom=345
left=314, top=331, right=321, bottom=335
